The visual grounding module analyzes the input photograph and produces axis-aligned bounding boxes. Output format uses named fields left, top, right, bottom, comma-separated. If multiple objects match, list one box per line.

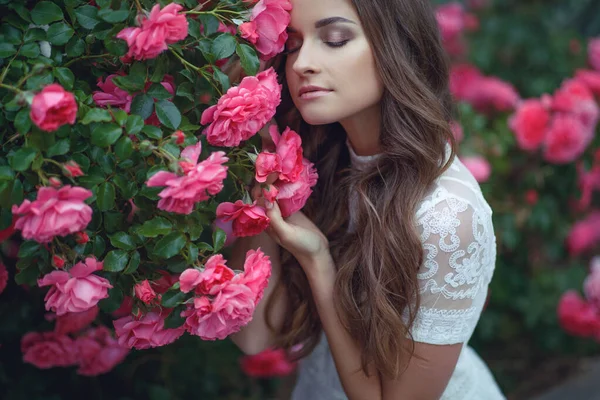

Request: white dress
left=291, top=143, right=506, bottom=400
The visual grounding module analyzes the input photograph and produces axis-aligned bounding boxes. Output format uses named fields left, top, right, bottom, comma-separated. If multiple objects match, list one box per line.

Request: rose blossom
left=584, top=257, right=600, bottom=311
left=239, top=0, right=292, bottom=60
left=134, top=280, right=157, bottom=304
left=179, top=254, right=235, bottom=295
left=275, top=158, right=318, bottom=217
left=589, top=37, right=600, bottom=71
left=113, top=310, right=185, bottom=349
left=201, top=68, right=281, bottom=147
left=117, top=3, right=188, bottom=60
left=565, top=212, right=600, bottom=255
left=255, top=152, right=282, bottom=183
left=460, top=156, right=491, bottom=183
left=21, top=331, right=78, bottom=369
left=216, top=201, right=270, bottom=237
left=0, top=262, right=8, bottom=295
left=557, top=290, right=600, bottom=338
left=75, top=326, right=129, bottom=376
left=12, top=186, right=93, bottom=243
left=146, top=143, right=228, bottom=214
left=240, top=348, right=296, bottom=377
left=38, top=257, right=112, bottom=316
left=92, top=74, right=133, bottom=112
left=269, top=125, right=304, bottom=182
left=543, top=114, right=590, bottom=164
left=239, top=248, right=271, bottom=304
left=575, top=69, right=600, bottom=97
left=54, top=306, right=99, bottom=335
left=64, top=161, right=84, bottom=177
left=30, top=84, right=78, bottom=132
left=508, top=99, right=550, bottom=151
left=551, top=78, right=599, bottom=138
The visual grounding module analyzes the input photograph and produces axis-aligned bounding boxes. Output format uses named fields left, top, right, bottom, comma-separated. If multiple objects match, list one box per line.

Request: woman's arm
left=229, top=232, right=288, bottom=355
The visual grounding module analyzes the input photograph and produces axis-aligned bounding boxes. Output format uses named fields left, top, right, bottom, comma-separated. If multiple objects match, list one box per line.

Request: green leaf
left=21, top=42, right=41, bottom=59
left=75, top=5, right=100, bottom=29
left=154, top=232, right=186, bottom=259
left=211, top=33, right=237, bottom=60
left=187, top=243, right=198, bottom=264
left=163, top=306, right=186, bottom=328
left=188, top=18, right=201, bottom=39
left=18, top=241, right=40, bottom=258
left=53, top=67, right=75, bottom=90
left=147, top=83, right=173, bottom=100
left=10, top=148, right=38, bottom=171
left=199, top=14, right=219, bottom=36
left=115, top=136, right=133, bottom=160
left=130, top=94, right=154, bottom=120
left=93, top=236, right=106, bottom=257
left=155, top=100, right=181, bottom=130
left=125, top=115, right=144, bottom=135
left=11, top=179, right=23, bottom=206
left=0, top=166, right=15, bottom=181
left=113, top=109, right=128, bottom=126
left=46, top=138, right=70, bottom=157
left=15, top=265, right=40, bottom=286
left=97, top=8, right=129, bottom=23
left=112, top=74, right=145, bottom=93
left=109, top=232, right=136, bottom=250
left=161, top=290, right=187, bottom=308
left=47, top=23, right=74, bottom=46
left=66, top=37, right=85, bottom=57
left=82, top=108, right=112, bottom=124
left=236, top=44, right=260, bottom=76
left=138, top=217, right=172, bottom=237
left=96, top=182, right=116, bottom=211
left=0, top=43, right=16, bottom=58
left=103, top=250, right=129, bottom=272
left=14, top=109, right=32, bottom=134
left=213, top=68, right=230, bottom=92
left=142, top=125, right=162, bottom=140
left=91, top=123, right=122, bottom=147
left=24, top=28, right=46, bottom=42
left=212, top=227, right=226, bottom=252
left=31, top=1, right=64, bottom=25
left=99, top=286, right=123, bottom=313
left=124, top=250, right=141, bottom=274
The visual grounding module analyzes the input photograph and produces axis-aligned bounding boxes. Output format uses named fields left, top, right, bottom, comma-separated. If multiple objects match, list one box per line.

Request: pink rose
left=54, top=306, right=99, bottom=335
left=0, top=262, right=7, bottom=295
left=240, top=348, right=296, bottom=377
left=543, top=114, right=590, bottom=164
left=239, top=0, right=292, bottom=60
left=38, top=257, right=112, bottom=316
left=64, top=161, right=84, bottom=177
left=275, top=158, right=318, bottom=217
left=153, top=271, right=180, bottom=294
left=30, top=84, right=78, bottom=132
left=460, top=156, right=491, bottom=183
left=584, top=257, right=600, bottom=311
left=134, top=280, right=157, bottom=304
left=179, top=254, right=235, bottom=295
left=216, top=201, right=270, bottom=237
left=146, top=143, right=228, bottom=214
left=589, top=37, right=600, bottom=71
left=575, top=69, right=600, bottom=97
left=435, top=3, right=468, bottom=57
left=566, top=212, right=600, bottom=255
left=21, top=331, right=78, bottom=369
left=12, top=185, right=93, bottom=243
left=577, top=157, right=600, bottom=210
left=92, top=74, right=133, bottom=112
left=117, top=3, right=188, bottom=60
left=269, top=125, right=303, bottom=182
left=201, top=68, right=281, bottom=147
left=239, top=248, right=271, bottom=304
left=551, top=78, right=599, bottom=138
left=113, top=310, right=185, bottom=349
left=508, top=99, right=551, bottom=151
left=262, top=184, right=279, bottom=202
left=75, top=326, right=129, bottom=376
left=557, top=291, right=600, bottom=338
left=449, top=64, right=482, bottom=100
left=183, top=282, right=255, bottom=340
left=255, top=152, right=282, bottom=183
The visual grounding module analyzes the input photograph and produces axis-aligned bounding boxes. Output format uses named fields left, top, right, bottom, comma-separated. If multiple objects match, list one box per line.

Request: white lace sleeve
left=408, top=159, right=497, bottom=345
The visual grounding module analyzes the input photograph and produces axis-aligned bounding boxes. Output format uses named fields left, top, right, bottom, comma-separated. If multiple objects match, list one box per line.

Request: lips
left=298, top=85, right=332, bottom=98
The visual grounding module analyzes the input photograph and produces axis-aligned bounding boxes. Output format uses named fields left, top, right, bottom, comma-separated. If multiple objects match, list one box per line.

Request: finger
left=265, top=201, right=292, bottom=242
left=251, top=184, right=262, bottom=201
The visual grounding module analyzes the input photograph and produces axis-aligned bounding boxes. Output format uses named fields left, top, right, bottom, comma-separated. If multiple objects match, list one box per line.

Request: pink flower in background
left=240, top=347, right=296, bottom=377
left=146, top=143, right=228, bottom=214
left=12, top=186, right=93, bottom=243
left=0, top=262, right=7, bottom=295
left=543, top=114, right=590, bottom=164
left=201, top=68, right=281, bottom=147
left=38, top=257, right=112, bottom=316
left=577, top=156, right=600, bottom=209
left=552, top=78, right=599, bottom=137
left=92, top=74, right=133, bottom=112
left=460, top=156, right=491, bottom=183
left=113, top=310, right=185, bottom=350
left=30, top=84, right=78, bottom=132
left=584, top=257, right=600, bottom=311
left=589, top=37, right=600, bottom=71
left=117, top=3, right=188, bottom=60
left=449, top=121, right=464, bottom=143
left=435, top=3, right=468, bottom=57
left=75, top=326, right=129, bottom=376
left=575, top=69, right=600, bottom=97
left=216, top=201, right=270, bottom=237
left=239, top=248, right=271, bottom=304
left=21, top=331, right=78, bottom=369
left=557, top=291, right=600, bottom=338
left=54, top=306, right=99, bottom=335
left=275, top=159, right=318, bottom=217
left=134, top=280, right=157, bottom=304
left=449, top=63, right=482, bottom=99
left=566, top=212, right=600, bottom=255
left=508, top=99, right=551, bottom=151
left=239, top=0, right=292, bottom=60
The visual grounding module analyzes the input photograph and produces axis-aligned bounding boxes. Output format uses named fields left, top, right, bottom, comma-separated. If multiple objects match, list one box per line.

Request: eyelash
left=284, top=39, right=349, bottom=54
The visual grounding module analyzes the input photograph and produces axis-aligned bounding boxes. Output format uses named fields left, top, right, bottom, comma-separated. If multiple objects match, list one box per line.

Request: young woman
left=230, top=0, right=505, bottom=399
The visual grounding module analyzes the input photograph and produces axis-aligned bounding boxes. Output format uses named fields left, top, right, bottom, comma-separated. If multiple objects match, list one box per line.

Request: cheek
left=338, top=47, right=383, bottom=104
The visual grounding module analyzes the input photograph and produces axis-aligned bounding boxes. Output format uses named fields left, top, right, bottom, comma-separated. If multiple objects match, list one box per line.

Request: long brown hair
left=265, top=0, right=457, bottom=378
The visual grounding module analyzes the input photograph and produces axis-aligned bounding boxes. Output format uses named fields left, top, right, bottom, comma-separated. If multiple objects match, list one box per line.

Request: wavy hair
left=264, top=0, right=457, bottom=378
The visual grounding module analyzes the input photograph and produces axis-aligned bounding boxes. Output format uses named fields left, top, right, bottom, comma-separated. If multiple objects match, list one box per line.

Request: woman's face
left=285, top=0, right=384, bottom=126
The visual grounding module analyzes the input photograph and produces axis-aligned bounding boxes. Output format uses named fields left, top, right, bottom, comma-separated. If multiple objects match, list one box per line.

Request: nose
left=291, top=42, right=320, bottom=76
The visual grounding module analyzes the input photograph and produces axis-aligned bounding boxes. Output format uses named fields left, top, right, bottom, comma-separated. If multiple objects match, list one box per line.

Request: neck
left=339, top=104, right=382, bottom=156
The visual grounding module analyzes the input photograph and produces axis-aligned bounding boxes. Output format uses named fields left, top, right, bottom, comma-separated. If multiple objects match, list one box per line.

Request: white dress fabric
left=291, top=143, right=505, bottom=400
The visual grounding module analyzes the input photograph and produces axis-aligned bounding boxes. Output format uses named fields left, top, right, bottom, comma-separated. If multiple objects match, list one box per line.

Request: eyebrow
left=287, top=16, right=356, bottom=32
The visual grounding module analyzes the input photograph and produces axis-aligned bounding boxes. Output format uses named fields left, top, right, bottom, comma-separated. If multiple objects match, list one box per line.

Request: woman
left=230, top=0, right=505, bottom=398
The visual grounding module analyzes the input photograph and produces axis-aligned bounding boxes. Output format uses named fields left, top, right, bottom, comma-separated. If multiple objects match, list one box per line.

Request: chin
left=297, top=107, right=341, bottom=126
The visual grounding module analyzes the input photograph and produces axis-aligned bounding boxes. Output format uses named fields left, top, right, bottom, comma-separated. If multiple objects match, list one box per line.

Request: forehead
left=288, top=0, right=359, bottom=29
